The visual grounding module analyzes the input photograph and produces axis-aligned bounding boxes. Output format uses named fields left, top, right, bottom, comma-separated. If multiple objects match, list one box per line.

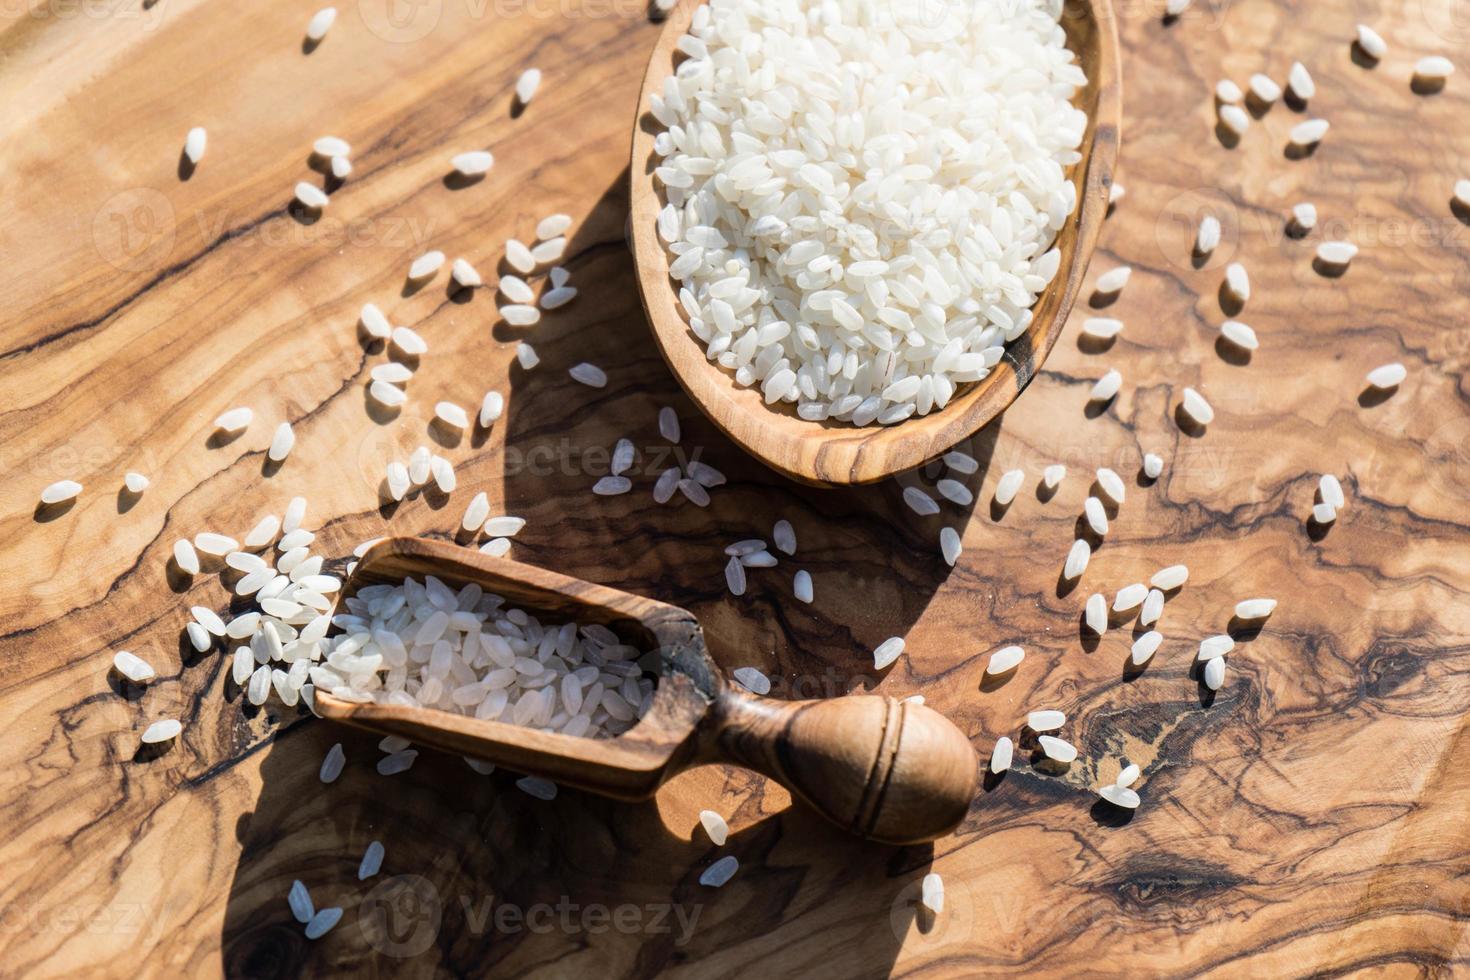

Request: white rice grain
left=1112, top=583, right=1147, bottom=612
left=305, top=908, right=342, bottom=940
left=1038, top=735, right=1077, bottom=763
left=505, top=239, right=535, bottom=274
left=184, top=127, right=207, bottom=164
left=214, top=407, right=253, bottom=433
left=1220, top=320, right=1258, bottom=350
left=994, top=469, right=1024, bottom=506
left=1287, top=62, right=1315, bottom=101
left=1083, top=496, right=1108, bottom=536
left=990, top=736, right=1014, bottom=774
left=873, top=636, right=905, bottom=670
left=1196, top=215, right=1220, bottom=254
left=1027, top=710, right=1065, bottom=732
left=358, top=841, right=385, bottom=880
left=1140, top=588, right=1165, bottom=626
left=1249, top=73, right=1282, bottom=104
left=479, top=391, right=505, bottom=427
left=1218, top=103, right=1250, bottom=135
left=289, top=881, right=314, bottom=924
left=1319, top=474, right=1345, bottom=510
left=1356, top=25, right=1386, bottom=59
left=1366, top=362, right=1405, bottom=388
left=515, top=68, right=542, bottom=105
left=593, top=476, right=632, bottom=495
left=939, top=527, right=962, bottom=567
left=1085, top=593, right=1107, bottom=635
left=1116, top=763, right=1140, bottom=788
left=985, top=645, right=1024, bottom=675
left=386, top=462, right=410, bottom=501
left=1292, top=202, right=1317, bottom=231
left=435, top=401, right=469, bottom=430
left=294, top=182, right=328, bottom=210
left=1089, top=369, right=1122, bottom=403
left=700, top=855, right=738, bottom=888
left=1290, top=118, right=1329, bottom=146
left=320, top=743, right=345, bottom=782
left=1043, top=464, right=1066, bottom=489
left=1099, top=784, right=1141, bottom=809
left=391, top=326, right=428, bottom=356
left=305, top=7, right=336, bottom=41
left=733, top=666, right=771, bottom=695
left=1224, top=262, right=1250, bottom=304
left=1414, top=56, right=1455, bottom=81
left=313, top=136, right=350, bottom=158
left=1235, top=597, right=1277, bottom=620
left=1095, top=266, right=1131, bottom=294
left=377, top=750, right=418, bottom=776
left=370, top=380, right=407, bottom=408
left=451, top=258, right=483, bottom=289
left=921, top=873, right=944, bottom=913
left=194, top=532, right=239, bottom=556
left=903, top=486, right=940, bottom=517
left=569, top=363, right=607, bottom=388
left=371, top=363, right=413, bottom=384
left=1131, top=631, right=1162, bottom=666
left=1204, top=656, right=1226, bottom=691
left=1181, top=387, right=1214, bottom=425
left=409, top=251, right=445, bottom=281
left=113, top=651, right=156, bottom=683
left=1082, top=317, right=1123, bottom=339
left=359, top=303, right=391, bottom=339
left=483, top=516, right=525, bottom=537
left=268, top=422, right=295, bottom=462
left=1063, top=538, right=1091, bottom=580
left=793, top=569, right=813, bottom=603
left=40, top=480, right=82, bottom=504
left=452, top=151, right=494, bottom=176
left=141, top=718, right=181, bottom=744
left=1143, top=453, right=1163, bottom=479
left=1197, top=634, right=1235, bottom=661
left=699, top=810, right=729, bottom=846
left=517, top=776, right=557, bottom=800
left=1317, top=241, right=1359, bottom=267
left=1151, top=564, right=1188, bottom=590
left=502, top=304, right=541, bottom=326
left=531, top=238, right=566, bottom=264
left=536, top=214, right=573, bottom=239
left=1095, top=467, right=1125, bottom=505
left=943, top=451, right=979, bottom=475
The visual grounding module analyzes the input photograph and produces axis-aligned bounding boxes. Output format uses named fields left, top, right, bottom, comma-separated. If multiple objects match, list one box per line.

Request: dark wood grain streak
left=2, top=0, right=1470, bottom=976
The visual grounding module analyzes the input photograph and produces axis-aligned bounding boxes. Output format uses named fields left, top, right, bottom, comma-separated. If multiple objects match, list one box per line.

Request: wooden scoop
left=313, top=538, right=978, bottom=845
left=627, top=0, right=1122, bottom=486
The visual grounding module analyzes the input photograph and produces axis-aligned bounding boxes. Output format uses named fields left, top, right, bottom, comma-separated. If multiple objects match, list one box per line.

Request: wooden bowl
left=629, top=0, right=1122, bottom=486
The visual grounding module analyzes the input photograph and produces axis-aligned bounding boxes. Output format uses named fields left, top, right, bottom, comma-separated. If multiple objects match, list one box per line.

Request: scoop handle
left=697, top=687, right=978, bottom=845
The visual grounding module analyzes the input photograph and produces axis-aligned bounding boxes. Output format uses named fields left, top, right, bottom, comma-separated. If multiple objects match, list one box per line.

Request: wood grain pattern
left=629, top=0, right=1122, bottom=485
left=3, top=0, right=1470, bottom=976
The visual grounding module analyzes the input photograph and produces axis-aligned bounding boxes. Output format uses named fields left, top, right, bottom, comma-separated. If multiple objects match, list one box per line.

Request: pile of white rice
left=650, top=0, right=1087, bottom=425
left=319, top=575, right=653, bottom=739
